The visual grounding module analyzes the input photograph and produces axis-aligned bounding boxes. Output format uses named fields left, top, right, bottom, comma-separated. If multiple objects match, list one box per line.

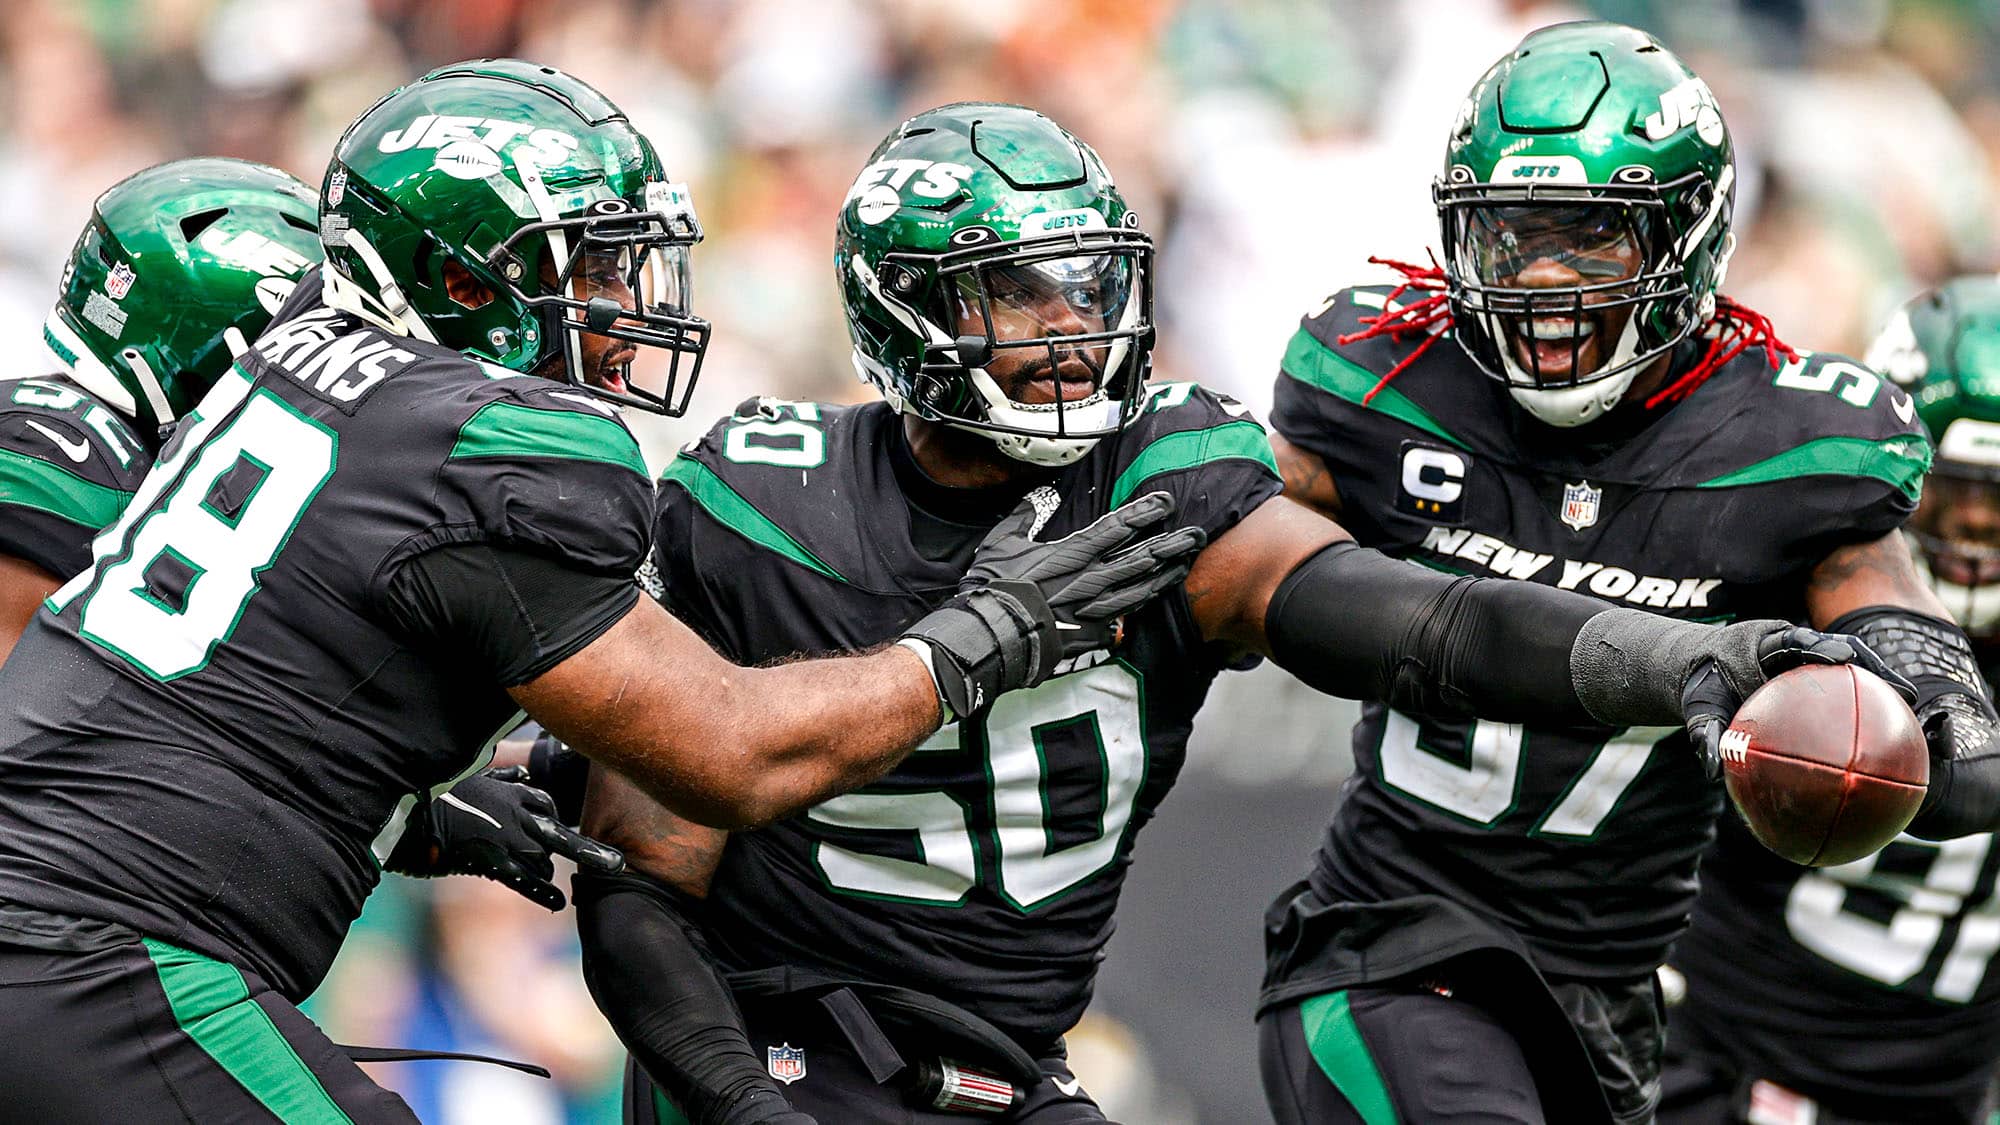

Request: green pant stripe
left=1299, top=991, right=1399, bottom=1125
left=653, top=1086, right=695, bottom=1125
left=143, top=939, right=354, bottom=1125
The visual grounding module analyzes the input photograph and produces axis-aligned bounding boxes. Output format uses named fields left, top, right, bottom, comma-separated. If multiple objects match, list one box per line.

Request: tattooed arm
left=1803, top=530, right=1951, bottom=625
left=1271, top=433, right=1343, bottom=521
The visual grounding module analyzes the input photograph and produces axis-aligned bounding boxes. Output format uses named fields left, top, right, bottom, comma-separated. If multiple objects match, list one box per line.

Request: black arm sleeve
left=1265, top=540, right=1607, bottom=721
left=1264, top=540, right=1608, bottom=722
left=574, top=872, right=803, bottom=1125
left=383, top=542, right=640, bottom=687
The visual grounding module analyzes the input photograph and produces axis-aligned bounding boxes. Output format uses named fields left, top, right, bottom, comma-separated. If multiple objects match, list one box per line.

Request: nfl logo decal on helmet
left=1561, top=480, right=1601, bottom=530
left=767, top=1043, right=806, bottom=1085
left=103, top=262, right=136, bottom=300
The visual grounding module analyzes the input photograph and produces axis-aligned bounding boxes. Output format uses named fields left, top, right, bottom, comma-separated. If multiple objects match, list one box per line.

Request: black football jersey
left=0, top=374, right=150, bottom=578
left=649, top=386, right=1282, bottom=1050
left=1668, top=652, right=2000, bottom=1107
left=0, top=275, right=653, bottom=999
left=1268, top=285, right=1928, bottom=981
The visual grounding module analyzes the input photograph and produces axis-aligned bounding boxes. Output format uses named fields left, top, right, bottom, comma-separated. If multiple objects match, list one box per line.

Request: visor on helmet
left=485, top=189, right=709, bottom=415
left=1443, top=195, right=1676, bottom=392
left=863, top=226, right=1153, bottom=464
left=944, top=249, right=1138, bottom=399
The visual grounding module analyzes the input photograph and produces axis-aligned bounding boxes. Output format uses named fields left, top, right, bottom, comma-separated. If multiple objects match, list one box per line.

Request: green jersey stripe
left=1281, top=328, right=1470, bottom=451
left=142, top=939, right=354, bottom=1125
left=448, top=400, right=647, bottom=477
left=660, top=457, right=848, bottom=583
left=0, top=445, right=130, bottom=529
left=1110, top=420, right=1279, bottom=508
left=1299, top=991, right=1399, bottom=1125
left=1694, top=434, right=1931, bottom=501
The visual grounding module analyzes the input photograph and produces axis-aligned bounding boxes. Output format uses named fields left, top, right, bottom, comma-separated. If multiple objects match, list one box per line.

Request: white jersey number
left=1377, top=710, right=1676, bottom=837
left=60, top=379, right=335, bottom=680
left=808, top=662, right=1147, bottom=912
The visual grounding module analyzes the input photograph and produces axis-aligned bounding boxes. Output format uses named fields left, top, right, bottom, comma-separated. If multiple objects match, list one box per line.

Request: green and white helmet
left=320, top=58, right=708, bottom=414
left=1868, top=277, right=2000, bottom=635
left=1437, top=21, right=1737, bottom=427
left=45, top=157, right=321, bottom=432
left=834, top=102, right=1154, bottom=466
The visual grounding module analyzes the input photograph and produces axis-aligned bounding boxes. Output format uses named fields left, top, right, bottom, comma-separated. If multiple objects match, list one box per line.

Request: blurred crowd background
left=3, top=0, right=1998, bottom=1120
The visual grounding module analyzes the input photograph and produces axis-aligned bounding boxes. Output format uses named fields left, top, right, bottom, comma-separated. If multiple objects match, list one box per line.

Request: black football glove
left=1904, top=695, right=2000, bottom=839
left=1680, top=623, right=1916, bottom=779
left=386, top=766, right=625, bottom=909
left=900, top=489, right=1205, bottom=719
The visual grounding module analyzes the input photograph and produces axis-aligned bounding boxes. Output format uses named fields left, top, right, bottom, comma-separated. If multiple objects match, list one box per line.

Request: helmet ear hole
left=439, top=258, right=494, bottom=310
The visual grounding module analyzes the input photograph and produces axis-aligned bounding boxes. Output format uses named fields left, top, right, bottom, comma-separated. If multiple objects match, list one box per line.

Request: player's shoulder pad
left=1272, top=284, right=1470, bottom=445
left=0, top=375, right=151, bottom=510
left=429, top=374, right=653, bottom=578
left=1286, top=284, right=1423, bottom=378
left=654, top=396, right=864, bottom=585
left=1702, top=348, right=1931, bottom=500
left=1099, top=380, right=1280, bottom=503
left=1296, top=285, right=1401, bottom=350
left=448, top=373, right=651, bottom=481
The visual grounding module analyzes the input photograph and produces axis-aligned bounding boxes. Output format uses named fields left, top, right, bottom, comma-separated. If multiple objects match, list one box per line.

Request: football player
left=1257, top=21, right=2000, bottom=1125
left=1661, top=278, right=2000, bottom=1124
left=0, top=157, right=635, bottom=918
left=568, top=102, right=1905, bottom=1125
left=0, top=158, right=319, bottom=662
left=0, top=63, right=1203, bottom=1121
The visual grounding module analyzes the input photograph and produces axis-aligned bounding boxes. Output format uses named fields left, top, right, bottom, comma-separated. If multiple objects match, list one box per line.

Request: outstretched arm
left=513, top=608, right=937, bottom=830
left=511, top=489, right=1199, bottom=830
left=1185, top=495, right=1895, bottom=745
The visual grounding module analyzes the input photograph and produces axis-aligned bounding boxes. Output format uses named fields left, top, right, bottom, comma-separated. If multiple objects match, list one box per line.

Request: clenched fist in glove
left=387, top=765, right=625, bottom=908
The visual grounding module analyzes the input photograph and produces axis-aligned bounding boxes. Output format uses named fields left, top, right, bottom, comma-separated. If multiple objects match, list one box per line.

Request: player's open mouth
left=595, top=346, right=637, bottom=394
left=1510, top=314, right=1599, bottom=380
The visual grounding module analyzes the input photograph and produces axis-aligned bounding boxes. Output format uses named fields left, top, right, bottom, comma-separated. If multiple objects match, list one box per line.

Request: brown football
left=1721, top=663, right=1928, bottom=867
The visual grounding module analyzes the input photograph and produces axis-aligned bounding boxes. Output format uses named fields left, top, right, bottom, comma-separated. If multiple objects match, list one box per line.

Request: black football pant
left=1659, top=1000, right=1998, bottom=1125
left=1260, top=986, right=1544, bottom=1124
left=0, top=909, right=417, bottom=1124
left=1260, top=975, right=1661, bottom=1125
left=622, top=1011, right=1107, bottom=1124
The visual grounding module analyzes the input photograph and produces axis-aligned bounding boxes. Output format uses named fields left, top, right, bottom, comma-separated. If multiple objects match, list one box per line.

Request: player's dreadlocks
left=1336, top=255, right=1796, bottom=410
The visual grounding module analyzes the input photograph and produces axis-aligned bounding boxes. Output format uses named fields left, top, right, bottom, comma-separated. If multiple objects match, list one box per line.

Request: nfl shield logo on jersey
left=1560, top=480, right=1601, bottom=531
left=767, top=1043, right=806, bottom=1085
left=104, top=262, right=137, bottom=300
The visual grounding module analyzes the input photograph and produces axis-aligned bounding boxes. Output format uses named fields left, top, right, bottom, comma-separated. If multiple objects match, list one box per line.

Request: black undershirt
left=885, top=424, right=1040, bottom=564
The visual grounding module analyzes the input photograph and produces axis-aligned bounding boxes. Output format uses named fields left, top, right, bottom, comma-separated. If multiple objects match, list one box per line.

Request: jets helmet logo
left=845, top=159, right=974, bottom=226
left=1560, top=480, right=1601, bottom=531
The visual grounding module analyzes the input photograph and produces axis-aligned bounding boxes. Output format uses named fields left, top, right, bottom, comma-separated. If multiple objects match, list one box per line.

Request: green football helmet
left=1437, top=21, right=1737, bottom=427
left=319, top=58, right=708, bottom=414
left=834, top=102, right=1154, bottom=466
left=44, top=157, right=321, bottom=432
left=1867, top=277, right=2000, bottom=637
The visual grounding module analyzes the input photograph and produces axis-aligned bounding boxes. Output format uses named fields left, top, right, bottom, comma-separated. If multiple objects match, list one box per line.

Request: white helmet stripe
left=43, top=310, right=139, bottom=418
